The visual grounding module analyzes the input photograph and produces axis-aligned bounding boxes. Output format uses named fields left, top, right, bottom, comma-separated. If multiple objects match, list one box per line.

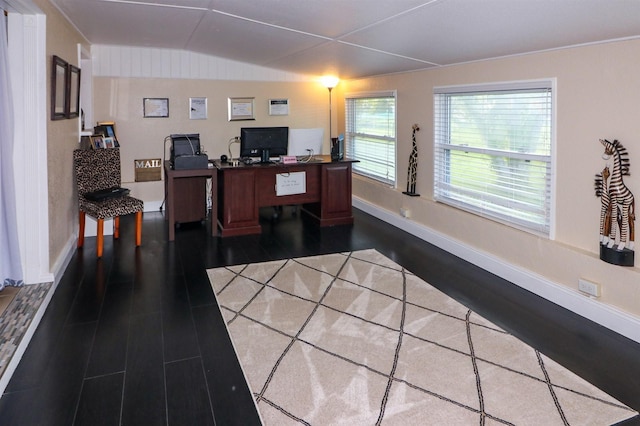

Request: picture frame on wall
left=268, top=99, right=289, bottom=116
left=228, top=97, right=255, bottom=121
left=189, top=97, right=207, bottom=120
left=67, top=64, right=81, bottom=118
left=51, top=55, right=68, bottom=120
left=143, top=97, right=169, bottom=118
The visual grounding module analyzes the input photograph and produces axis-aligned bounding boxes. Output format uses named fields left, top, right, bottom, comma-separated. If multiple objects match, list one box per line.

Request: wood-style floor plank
left=0, top=207, right=637, bottom=426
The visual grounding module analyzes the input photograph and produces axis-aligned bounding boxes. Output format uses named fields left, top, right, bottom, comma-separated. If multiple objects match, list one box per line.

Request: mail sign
left=134, top=158, right=162, bottom=182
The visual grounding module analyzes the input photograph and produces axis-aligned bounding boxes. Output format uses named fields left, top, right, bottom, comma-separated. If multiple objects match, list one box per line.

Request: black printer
left=170, top=134, right=209, bottom=169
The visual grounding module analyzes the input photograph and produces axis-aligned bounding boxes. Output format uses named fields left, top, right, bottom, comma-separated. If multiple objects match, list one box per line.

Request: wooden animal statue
left=600, top=139, right=635, bottom=250
left=404, top=124, right=420, bottom=196
left=595, top=166, right=613, bottom=243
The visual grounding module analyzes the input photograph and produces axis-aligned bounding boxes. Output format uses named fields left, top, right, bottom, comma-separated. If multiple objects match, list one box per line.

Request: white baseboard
left=144, top=200, right=163, bottom=213
left=353, top=197, right=640, bottom=344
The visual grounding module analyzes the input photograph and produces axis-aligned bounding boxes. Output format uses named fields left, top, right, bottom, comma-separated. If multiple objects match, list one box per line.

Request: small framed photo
left=90, top=135, right=104, bottom=149
left=103, top=137, right=116, bottom=148
left=189, top=97, right=207, bottom=120
left=143, top=97, right=169, bottom=118
left=268, top=99, right=289, bottom=116
left=228, top=97, right=255, bottom=121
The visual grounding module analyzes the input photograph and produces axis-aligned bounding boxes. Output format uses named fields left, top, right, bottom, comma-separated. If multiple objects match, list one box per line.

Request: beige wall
left=91, top=78, right=331, bottom=203
left=35, top=0, right=89, bottom=269
left=338, top=39, right=640, bottom=317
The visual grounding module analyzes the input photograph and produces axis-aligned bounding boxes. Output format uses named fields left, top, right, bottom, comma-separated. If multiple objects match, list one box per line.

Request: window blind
left=434, top=81, right=554, bottom=236
left=345, top=91, right=397, bottom=185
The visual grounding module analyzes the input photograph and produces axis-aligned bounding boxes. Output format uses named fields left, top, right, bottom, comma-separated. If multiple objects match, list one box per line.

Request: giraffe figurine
left=403, top=124, right=420, bottom=196
left=600, top=139, right=635, bottom=251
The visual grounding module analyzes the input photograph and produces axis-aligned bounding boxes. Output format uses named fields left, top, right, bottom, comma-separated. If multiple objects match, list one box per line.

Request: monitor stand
left=260, top=148, right=271, bottom=163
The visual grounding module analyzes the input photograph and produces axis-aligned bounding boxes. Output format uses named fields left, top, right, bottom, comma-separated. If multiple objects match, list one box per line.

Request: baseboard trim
left=353, top=197, right=640, bottom=344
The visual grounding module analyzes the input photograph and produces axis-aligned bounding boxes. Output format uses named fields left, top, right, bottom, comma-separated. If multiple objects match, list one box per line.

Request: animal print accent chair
left=73, top=148, right=143, bottom=257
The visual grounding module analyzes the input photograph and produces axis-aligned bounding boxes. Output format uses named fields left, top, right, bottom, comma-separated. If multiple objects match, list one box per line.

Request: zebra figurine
left=594, top=166, right=613, bottom=244
left=600, top=139, right=635, bottom=251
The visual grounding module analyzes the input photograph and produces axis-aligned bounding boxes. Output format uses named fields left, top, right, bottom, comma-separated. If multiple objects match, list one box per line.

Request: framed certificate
left=269, top=99, right=289, bottom=116
left=228, top=97, right=255, bottom=121
left=189, top=97, right=207, bottom=120
left=143, top=97, right=169, bottom=118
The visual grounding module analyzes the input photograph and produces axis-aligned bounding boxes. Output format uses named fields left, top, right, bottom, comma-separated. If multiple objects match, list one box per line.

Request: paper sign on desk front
left=276, top=172, right=306, bottom=196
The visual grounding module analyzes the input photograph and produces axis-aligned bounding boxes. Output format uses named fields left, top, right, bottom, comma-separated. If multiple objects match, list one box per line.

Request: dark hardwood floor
left=0, top=207, right=639, bottom=425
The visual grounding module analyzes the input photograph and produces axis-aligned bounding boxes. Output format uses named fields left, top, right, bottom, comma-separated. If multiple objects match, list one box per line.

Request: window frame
left=344, top=90, right=397, bottom=186
left=433, top=79, right=556, bottom=238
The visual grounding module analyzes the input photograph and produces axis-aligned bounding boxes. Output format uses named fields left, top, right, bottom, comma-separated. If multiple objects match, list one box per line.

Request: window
left=345, top=91, right=397, bottom=185
left=434, top=80, right=554, bottom=236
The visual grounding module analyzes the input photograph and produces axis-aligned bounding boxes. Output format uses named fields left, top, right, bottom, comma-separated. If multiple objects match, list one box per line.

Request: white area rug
left=207, top=249, right=637, bottom=425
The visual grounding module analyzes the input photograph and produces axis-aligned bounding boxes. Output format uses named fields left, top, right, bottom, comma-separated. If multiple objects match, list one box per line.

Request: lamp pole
left=328, top=86, right=333, bottom=142
left=321, top=76, right=339, bottom=147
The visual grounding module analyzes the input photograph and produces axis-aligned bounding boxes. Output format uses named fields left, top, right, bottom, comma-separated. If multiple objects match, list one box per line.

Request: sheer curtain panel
left=0, top=12, right=24, bottom=290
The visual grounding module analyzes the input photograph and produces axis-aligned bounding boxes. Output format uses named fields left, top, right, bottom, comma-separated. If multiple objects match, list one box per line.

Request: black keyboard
left=84, top=187, right=130, bottom=201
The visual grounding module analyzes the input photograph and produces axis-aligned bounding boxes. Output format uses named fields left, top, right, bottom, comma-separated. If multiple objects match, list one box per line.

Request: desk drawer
left=218, top=168, right=259, bottom=230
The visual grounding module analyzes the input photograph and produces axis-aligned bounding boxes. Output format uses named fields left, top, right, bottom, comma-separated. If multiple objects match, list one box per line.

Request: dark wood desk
left=164, top=163, right=217, bottom=241
left=214, top=156, right=355, bottom=237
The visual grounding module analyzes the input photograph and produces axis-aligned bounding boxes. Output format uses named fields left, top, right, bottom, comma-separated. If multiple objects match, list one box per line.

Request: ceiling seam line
left=208, top=8, right=333, bottom=41
left=336, top=40, right=441, bottom=66
left=97, top=0, right=208, bottom=12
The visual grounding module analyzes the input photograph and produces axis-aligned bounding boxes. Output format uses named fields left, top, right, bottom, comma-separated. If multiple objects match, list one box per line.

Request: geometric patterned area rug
left=207, top=249, right=638, bottom=425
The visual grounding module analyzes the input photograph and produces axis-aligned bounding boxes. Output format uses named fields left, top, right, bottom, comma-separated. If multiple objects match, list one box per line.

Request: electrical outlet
left=578, top=278, right=601, bottom=297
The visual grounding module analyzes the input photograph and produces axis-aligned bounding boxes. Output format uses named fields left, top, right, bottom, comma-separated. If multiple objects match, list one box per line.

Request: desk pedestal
left=164, top=164, right=217, bottom=241
left=216, top=158, right=354, bottom=237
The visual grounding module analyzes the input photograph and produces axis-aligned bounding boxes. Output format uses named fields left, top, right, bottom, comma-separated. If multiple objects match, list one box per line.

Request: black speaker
left=331, top=137, right=343, bottom=161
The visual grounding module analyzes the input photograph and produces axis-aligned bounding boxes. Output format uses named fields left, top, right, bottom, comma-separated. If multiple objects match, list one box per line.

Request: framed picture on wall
left=228, top=97, right=255, bottom=121
left=67, top=64, right=81, bottom=118
left=51, top=55, right=68, bottom=120
left=143, top=97, right=169, bottom=118
left=189, top=97, right=207, bottom=120
left=268, top=99, right=289, bottom=116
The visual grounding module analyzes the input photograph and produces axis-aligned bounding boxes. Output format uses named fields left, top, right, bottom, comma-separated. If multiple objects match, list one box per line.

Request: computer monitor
left=240, top=127, right=289, bottom=162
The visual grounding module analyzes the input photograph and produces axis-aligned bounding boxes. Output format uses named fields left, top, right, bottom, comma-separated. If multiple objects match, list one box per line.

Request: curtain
left=0, top=12, right=24, bottom=290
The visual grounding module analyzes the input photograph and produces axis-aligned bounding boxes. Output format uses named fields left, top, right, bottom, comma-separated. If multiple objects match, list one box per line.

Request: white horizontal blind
left=345, top=91, right=397, bottom=185
left=434, top=81, right=553, bottom=236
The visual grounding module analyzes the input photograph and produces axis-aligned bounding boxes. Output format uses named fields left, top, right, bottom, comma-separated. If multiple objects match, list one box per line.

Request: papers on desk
left=276, top=171, right=306, bottom=196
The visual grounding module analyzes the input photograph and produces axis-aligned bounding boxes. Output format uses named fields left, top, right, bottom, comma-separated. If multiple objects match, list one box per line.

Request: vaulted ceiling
left=50, top=0, right=640, bottom=79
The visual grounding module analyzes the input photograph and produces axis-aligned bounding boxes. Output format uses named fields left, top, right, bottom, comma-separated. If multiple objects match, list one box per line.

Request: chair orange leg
left=114, top=216, right=120, bottom=239
left=97, top=219, right=104, bottom=258
left=135, top=211, right=142, bottom=246
left=78, top=211, right=86, bottom=248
